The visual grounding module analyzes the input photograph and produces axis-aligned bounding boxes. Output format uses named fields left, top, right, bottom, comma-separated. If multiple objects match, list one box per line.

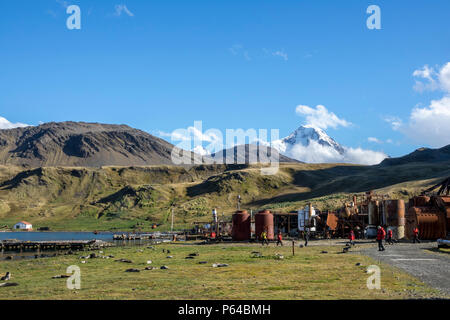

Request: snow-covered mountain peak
left=280, top=125, right=345, bottom=154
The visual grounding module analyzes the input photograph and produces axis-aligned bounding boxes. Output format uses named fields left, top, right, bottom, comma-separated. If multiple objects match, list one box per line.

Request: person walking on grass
left=386, top=229, right=394, bottom=245
left=304, top=230, right=310, bottom=247
left=276, top=231, right=283, bottom=246
left=348, top=229, right=355, bottom=246
left=261, top=230, right=269, bottom=246
left=413, top=227, right=421, bottom=243
left=376, top=226, right=386, bottom=251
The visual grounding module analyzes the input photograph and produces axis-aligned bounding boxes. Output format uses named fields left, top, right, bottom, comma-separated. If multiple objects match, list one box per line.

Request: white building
left=13, top=221, right=33, bottom=231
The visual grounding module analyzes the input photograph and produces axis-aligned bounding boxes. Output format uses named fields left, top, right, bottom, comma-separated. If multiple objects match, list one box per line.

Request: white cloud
left=413, top=65, right=438, bottom=92
left=295, top=104, right=351, bottom=130
left=192, top=145, right=209, bottom=156
left=0, top=116, right=29, bottom=130
left=157, top=125, right=224, bottom=156
left=413, top=62, right=450, bottom=93
left=114, top=4, right=134, bottom=17
left=229, top=44, right=242, bottom=56
left=439, top=62, right=450, bottom=92
left=272, top=50, right=288, bottom=61
left=389, top=62, right=450, bottom=147
left=384, top=115, right=403, bottom=131
left=402, top=96, right=450, bottom=147
left=229, top=44, right=251, bottom=61
left=343, top=147, right=387, bottom=165
left=56, top=0, right=70, bottom=9
left=284, top=140, right=386, bottom=165
left=368, top=137, right=381, bottom=143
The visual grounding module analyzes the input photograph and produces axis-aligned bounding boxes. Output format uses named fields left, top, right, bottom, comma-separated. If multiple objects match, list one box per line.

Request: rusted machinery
left=422, top=177, right=450, bottom=196
left=231, top=210, right=251, bottom=241
left=406, top=177, right=450, bottom=240
left=406, top=198, right=446, bottom=240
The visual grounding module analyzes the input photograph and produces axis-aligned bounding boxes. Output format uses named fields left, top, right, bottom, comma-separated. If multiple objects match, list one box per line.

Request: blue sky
left=1, top=0, right=449, bottom=160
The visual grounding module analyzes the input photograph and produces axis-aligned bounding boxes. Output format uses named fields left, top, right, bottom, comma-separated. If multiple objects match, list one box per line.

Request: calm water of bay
left=0, top=231, right=114, bottom=242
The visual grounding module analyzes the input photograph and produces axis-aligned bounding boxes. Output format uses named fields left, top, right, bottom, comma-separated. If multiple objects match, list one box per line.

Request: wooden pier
left=113, top=232, right=181, bottom=241
left=1, top=239, right=111, bottom=253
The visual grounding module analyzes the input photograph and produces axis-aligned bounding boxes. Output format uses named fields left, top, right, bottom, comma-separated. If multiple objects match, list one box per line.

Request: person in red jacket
left=386, top=229, right=394, bottom=245
left=413, top=227, right=420, bottom=243
left=348, top=230, right=355, bottom=246
left=376, top=226, right=386, bottom=251
left=276, top=231, right=283, bottom=246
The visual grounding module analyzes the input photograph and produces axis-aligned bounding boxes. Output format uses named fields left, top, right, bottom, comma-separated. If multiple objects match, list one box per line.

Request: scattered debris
left=198, top=261, right=208, bottom=264
left=0, top=282, right=18, bottom=288
left=321, top=251, right=328, bottom=254
left=125, top=268, right=140, bottom=273
left=274, top=254, right=284, bottom=260
left=115, top=259, right=133, bottom=263
left=160, top=266, right=169, bottom=270
left=144, top=266, right=155, bottom=270
left=188, top=253, right=199, bottom=257
left=146, top=260, right=152, bottom=264
left=52, top=275, right=70, bottom=279
left=0, top=272, right=11, bottom=281
left=167, top=256, right=173, bottom=259
left=212, top=263, right=229, bottom=268
left=356, top=262, right=361, bottom=266
left=185, top=256, right=195, bottom=259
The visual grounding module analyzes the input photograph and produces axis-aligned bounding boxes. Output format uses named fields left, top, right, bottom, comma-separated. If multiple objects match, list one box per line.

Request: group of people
left=376, top=225, right=420, bottom=251
left=260, top=225, right=421, bottom=249
left=260, top=230, right=284, bottom=246
left=260, top=230, right=309, bottom=247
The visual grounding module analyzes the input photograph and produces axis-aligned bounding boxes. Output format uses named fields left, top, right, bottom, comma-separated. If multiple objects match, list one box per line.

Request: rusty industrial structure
left=222, top=177, right=450, bottom=242
left=231, top=210, right=251, bottom=241
left=405, top=177, right=450, bottom=240
left=255, top=210, right=274, bottom=240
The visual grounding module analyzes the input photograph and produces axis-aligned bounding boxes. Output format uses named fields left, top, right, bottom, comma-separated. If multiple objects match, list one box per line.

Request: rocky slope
left=0, top=122, right=180, bottom=167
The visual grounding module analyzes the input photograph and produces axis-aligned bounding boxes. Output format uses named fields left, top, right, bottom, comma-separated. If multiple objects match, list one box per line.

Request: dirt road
left=361, top=242, right=450, bottom=295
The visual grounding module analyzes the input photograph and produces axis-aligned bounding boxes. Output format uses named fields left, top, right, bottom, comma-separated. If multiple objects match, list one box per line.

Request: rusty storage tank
left=255, top=210, right=274, bottom=240
left=405, top=206, right=446, bottom=240
left=442, top=196, right=450, bottom=231
left=232, top=210, right=251, bottom=241
left=368, top=201, right=380, bottom=226
left=384, top=199, right=406, bottom=239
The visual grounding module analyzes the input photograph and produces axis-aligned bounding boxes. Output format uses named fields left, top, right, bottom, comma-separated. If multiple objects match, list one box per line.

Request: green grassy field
left=0, top=242, right=445, bottom=300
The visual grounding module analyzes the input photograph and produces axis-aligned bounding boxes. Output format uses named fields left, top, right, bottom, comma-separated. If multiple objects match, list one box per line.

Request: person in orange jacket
left=413, top=227, right=420, bottom=243
left=276, top=231, right=283, bottom=246
left=348, top=230, right=355, bottom=246
left=386, top=229, right=394, bottom=245
left=376, top=226, right=386, bottom=251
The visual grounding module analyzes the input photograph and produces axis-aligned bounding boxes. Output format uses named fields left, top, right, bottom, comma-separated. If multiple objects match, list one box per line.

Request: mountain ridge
left=0, top=121, right=179, bottom=167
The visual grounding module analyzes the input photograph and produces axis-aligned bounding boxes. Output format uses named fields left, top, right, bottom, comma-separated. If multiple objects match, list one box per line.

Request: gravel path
left=360, top=242, right=450, bottom=295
